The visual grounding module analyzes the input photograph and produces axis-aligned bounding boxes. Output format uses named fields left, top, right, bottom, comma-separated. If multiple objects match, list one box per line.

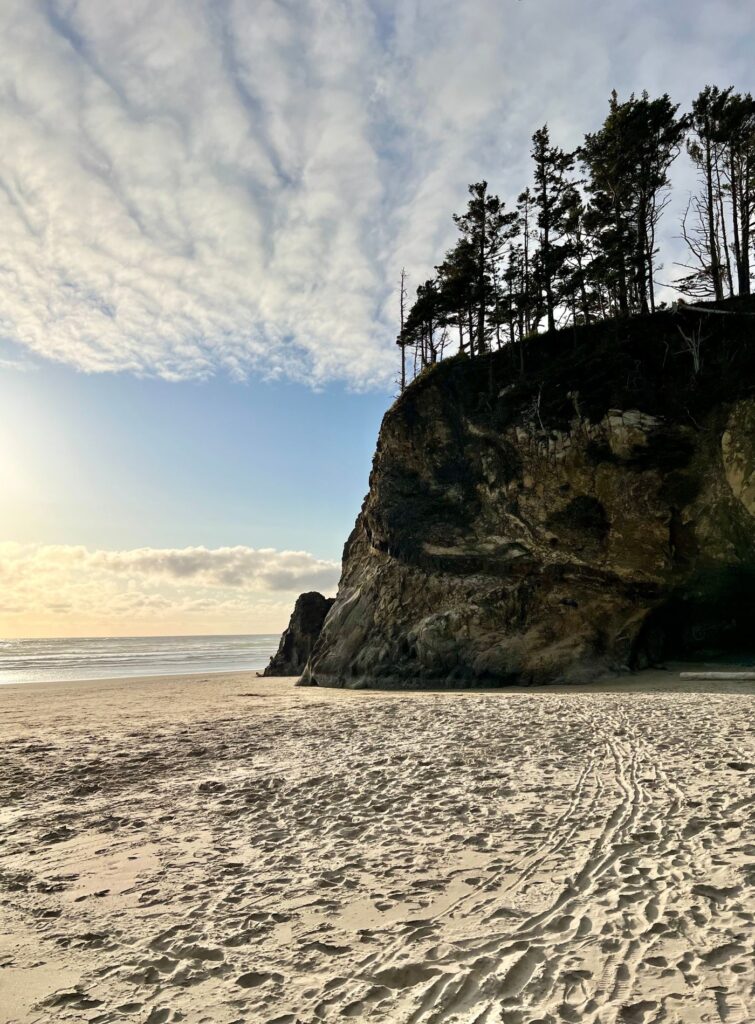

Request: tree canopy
left=396, top=84, right=755, bottom=389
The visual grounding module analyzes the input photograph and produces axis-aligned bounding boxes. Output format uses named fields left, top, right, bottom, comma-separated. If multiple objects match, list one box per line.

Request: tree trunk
left=477, top=237, right=486, bottom=356
left=646, top=212, right=656, bottom=313
left=705, top=135, right=724, bottom=300
left=522, top=216, right=531, bottom=335
left=636, top=199, right=649, bottom=314
left=541, top=197, right=555, bottom=331
left=729, top=153, right=744, bottom=294
left=738, top=153, right=751, bottom=295
left=715, top=160, right=735, bottom=297
left=574, top=237, right=591, bottom=324
left=614, top=204, right=629, bottom=316
left=544, top=244, right=555, bottom=331
left=399, top=269, right=406, bottom=390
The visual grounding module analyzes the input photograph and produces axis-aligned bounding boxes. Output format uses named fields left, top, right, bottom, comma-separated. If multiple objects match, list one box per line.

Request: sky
left=0, top=0, right=752, bottom=637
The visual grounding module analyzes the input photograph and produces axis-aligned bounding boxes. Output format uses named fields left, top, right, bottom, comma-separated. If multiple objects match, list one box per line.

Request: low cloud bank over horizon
left=0, top=542, right=339, bottom=637
left=0, top=0, right=751, bottom=389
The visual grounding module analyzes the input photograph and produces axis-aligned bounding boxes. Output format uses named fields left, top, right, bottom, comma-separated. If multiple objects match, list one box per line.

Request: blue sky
left=0, top=360, right=386, bottom=553
left=0, top=358, right=388, bottom=636
left=0, top=0, right=752, bottom=636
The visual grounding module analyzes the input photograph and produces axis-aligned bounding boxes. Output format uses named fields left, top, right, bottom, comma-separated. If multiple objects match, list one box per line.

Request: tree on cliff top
left=581, top=91, right=686, bottom=316
left=682, top=86, right=732, bottom=300
left=718, top=91, right=755, bottom=297
left=453, top=182, right=517, bottom=355
left=531, top=125, right=576, bottom=331
left=395, top=82, right=753, bottom=390
left=435, top=236, right=478, bottom=358
left=401, top=278, right=444, bottom=370
left=679, top=87, right=755, bottom=301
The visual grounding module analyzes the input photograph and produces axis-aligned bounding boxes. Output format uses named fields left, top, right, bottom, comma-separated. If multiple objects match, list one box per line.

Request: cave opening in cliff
left=635, top=566, right=755, bottom=665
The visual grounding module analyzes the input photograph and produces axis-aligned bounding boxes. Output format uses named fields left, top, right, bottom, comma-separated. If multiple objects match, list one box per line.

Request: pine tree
left=453, top=182, right=518, bottom=355
left=516, top=189, right=538, bottom=335
left=531, top=126, right=575, bottom=331
left=581, top=93, right=634, bottom=316
left=560, top=187, right=597, bottom=325
left=394, top=81, right=750, bottom=392
left=630, top=92, right=688, bottom=312
left=581, top=91, right=686, bottom=315
left=436, top=237, right=478, bottom=357
left=719, top=91, right=755, bottom=296
left=401, top=280, right=442, bottom=369
left=684, top=86, right=731, bottom=299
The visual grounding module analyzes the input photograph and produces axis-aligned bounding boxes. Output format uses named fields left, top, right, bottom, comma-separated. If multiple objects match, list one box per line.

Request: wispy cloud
left=0, top=541, right=339, bottom=636
left=0, top=1, right=750, bottom=388
left=0, top=355, right=36, bottom=372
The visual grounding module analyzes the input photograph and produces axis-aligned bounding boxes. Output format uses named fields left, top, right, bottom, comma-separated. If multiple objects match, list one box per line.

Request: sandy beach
left=1, top=670, right=753, bottom=1024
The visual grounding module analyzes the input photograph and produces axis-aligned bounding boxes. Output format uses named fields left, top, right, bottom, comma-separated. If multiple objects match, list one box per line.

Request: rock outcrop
left=302, top=304, right=755, bottom=688
left=263, top=592, right=334, bottom=676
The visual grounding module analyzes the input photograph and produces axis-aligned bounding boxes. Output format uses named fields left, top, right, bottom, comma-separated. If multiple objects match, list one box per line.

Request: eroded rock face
left=722, top=401, right=755, bottom=518
left=303, top=310, right=755, bottom=688
left=263, top=592, right=334, bottom=677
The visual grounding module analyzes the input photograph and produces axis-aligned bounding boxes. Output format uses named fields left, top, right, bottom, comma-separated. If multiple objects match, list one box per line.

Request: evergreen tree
left=581, top=91, right=686, bottom=315
left=632, top=93, right=687, bottom=311
left=684, top=86, right=731, bottom=299
left=531, top=126, right=575, bottom=331
left=401, top=280, right=442, bottom=369
left=560, top=187, right=597, bottom=325
left=719, top=91, right=755, bottom=296
left=393, top=81, right=751, bottom=391
left=515, top=189, right=538, bottom=335
left=436, top=237, right=478, bottom=357
left=453, top=182, right=517, bottom=354
left=581, top=94, right=634, bottom=316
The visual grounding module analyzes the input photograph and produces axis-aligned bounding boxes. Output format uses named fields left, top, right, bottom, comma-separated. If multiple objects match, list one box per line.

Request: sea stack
left=264, top=591, right=335, bottom=676
left=302, top=304, right=755, bottom=688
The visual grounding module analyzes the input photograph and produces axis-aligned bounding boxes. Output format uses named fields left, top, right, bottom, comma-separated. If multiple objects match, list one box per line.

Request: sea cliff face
left=302, top=307, right=755, bottom=687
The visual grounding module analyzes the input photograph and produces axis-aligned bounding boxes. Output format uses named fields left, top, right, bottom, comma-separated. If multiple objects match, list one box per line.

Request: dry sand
left=0, top=668, right=753, bottom=1024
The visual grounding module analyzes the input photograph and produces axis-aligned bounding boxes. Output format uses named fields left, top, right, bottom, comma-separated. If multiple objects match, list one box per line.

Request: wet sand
left=1, top=668, right=753, bottom=1023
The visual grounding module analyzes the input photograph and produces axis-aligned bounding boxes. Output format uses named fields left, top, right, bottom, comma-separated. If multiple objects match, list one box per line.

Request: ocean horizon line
left=0, top=631, right=280, bottom=642
left=0, top=633, right=282, bottom=686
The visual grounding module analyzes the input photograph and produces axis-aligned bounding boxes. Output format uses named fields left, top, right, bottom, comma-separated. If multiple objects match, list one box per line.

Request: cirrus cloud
left=0, top=1, right=751, bottom=387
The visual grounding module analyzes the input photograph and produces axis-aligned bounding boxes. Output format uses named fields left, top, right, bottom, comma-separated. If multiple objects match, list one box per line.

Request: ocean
left=0, top=634, right=281, bottom=685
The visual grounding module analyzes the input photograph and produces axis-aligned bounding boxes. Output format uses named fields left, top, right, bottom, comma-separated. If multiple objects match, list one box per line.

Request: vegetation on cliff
left=396, top=85, right=755, bottom=386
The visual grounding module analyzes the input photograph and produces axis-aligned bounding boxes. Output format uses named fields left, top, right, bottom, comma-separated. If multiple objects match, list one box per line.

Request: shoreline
left=2, top=658, right=754, bottom=693
left=0, top=634, right=281, bottom=690
left=0, top=666, right=273, bottom=690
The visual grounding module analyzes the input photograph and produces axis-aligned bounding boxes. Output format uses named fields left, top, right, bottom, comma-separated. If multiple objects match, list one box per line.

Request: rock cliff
left=302, top=303, right=755, bottom=688
left=263, top=591, right=334, bottom=676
